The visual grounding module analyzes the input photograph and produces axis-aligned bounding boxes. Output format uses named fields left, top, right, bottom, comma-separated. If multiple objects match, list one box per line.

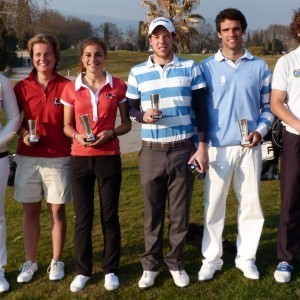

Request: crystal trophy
left=150, top=94, right=162, bottom=119
left=238, top=119, right=250, bottom=145
left=28, top=119, right=39, bottom=142
left=80, top=114, right=96, bottom=142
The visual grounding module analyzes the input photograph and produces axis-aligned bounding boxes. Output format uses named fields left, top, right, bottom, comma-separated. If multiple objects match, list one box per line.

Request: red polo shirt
left=61, top=72, right=127, bottom=156
left=14, top=70, right=71, bottom=157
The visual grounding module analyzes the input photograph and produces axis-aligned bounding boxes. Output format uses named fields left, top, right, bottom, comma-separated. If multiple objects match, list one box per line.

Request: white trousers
left=0, top=156, right=8, bottom=268
left=202, top=145, right=264, bottom=269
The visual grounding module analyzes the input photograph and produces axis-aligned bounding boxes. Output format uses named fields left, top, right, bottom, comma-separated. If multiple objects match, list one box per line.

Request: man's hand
left=188, top=142, right=209, bottom=173
left=142, top=109, right=161, bottom=123
left=244, top=131, right=262, bottom=147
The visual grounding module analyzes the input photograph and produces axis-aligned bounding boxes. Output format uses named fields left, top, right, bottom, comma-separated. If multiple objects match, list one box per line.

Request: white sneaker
left=198, top=264, right=222, bottom=281
left=138, top=270, right=158, bottom=288
left=0, top=268, right=9, bottom=293
left=170, top=269, right=190, bottom=287
left=70, top=275, right=90, bottom=292
left=104, top=273, right=119, bottom=291
left=47, top=260, right=65, bottom=280
left=274, top=261, right=293, bottom=283
left=236, top=263, right=259, bottom=280
left=17, top=261, right=38, bottom=283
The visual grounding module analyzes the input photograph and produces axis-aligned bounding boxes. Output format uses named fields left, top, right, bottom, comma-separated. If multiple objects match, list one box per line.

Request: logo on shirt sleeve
left=293, top=69, right=300, bottom=78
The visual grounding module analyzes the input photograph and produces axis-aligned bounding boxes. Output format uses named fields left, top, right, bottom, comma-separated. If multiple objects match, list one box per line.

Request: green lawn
left=2, top=149, right=299, bottom=299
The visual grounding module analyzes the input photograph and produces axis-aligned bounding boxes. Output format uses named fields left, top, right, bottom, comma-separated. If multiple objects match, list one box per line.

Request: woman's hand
left=22, top=132, right=35, bottom=147
left=85, top=130, right=113, bottom=147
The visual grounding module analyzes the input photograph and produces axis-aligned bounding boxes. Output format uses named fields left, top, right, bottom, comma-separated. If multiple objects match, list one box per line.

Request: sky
left=47, top=0, right=300, bottom=30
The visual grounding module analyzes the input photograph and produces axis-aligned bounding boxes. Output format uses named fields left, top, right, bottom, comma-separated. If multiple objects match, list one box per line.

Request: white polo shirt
left=272, top=46, right=300, bottom=135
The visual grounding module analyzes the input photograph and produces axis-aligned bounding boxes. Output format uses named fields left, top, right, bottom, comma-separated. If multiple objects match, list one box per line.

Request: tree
left=246, top=32, right=251, bottom=47
left=0, top=11, right=8, bottom=69
left=95, top=22, right=123, bottom=50
left=0, top=0, right=43, bottom=67
left=103, top=22, right=110, bottom=49
left=248, top=24, right=291, bottom=55
left=118, top=26, right=137, bottom=51
left=191, top=18, right=217, bottom=53
left=140, top=0, right=203, bottom=53
left=33, top=10, right=93, bottom=50
left=34, top=10, right=68, bottom=48
left=118, top=41, right=135, bottom=51
left=271, top=29, right=276, bottom=55
left=64, top=16, right=93, bottom=48
left=137, top=21, right=146, bottom=51
left=3, top=0, right=46, bottom=49
left=264, top=36, right=269, bottom=53
left=123, top=25, right=138, bottom=47
left=251, top=31, right=263, bottom=47
left=14, top=0, right=35, bottom=49
left=265, top=24, right=291, bottom=53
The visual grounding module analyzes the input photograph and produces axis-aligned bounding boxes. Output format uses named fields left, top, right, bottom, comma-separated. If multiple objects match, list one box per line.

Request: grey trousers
left=138, top=143, right=195, bottom=271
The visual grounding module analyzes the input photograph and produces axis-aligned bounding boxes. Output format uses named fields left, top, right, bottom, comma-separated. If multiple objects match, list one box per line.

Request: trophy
left=28, top=119, right=39, bottom=142
left=238, top=119, right=250, bottom=145
left=150, top=94, right=162, bottom=119
left=80, top=114, right=96, bottom=142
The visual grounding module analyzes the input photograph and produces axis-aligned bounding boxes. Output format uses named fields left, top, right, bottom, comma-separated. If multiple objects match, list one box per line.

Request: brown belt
left=142, top=138, right=193, bottom=149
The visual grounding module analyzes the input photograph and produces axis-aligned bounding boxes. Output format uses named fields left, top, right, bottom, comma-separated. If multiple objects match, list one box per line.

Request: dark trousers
left=277, top=131, right=300, bottom=265
left=71, top=155, right=121, bottom=276
left=138, top=143, right=195, bottom=271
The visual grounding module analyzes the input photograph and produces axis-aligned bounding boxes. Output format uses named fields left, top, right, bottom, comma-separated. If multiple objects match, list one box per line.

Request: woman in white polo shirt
left=0, top=74, right=20, bottom=292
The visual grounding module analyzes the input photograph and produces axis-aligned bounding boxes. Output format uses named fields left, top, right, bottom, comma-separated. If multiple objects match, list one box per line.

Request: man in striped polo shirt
left=126, top=17, right=208, bottom=288
left=197, top=8, right=273, bottom=281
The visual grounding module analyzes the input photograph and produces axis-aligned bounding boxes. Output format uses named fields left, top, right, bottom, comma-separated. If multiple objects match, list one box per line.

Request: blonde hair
left=28, top=33, right=60, bottom=68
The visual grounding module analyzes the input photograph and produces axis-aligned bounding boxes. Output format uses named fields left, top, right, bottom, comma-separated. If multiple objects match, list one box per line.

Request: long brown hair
left=79, top=37, right=107, bottom=72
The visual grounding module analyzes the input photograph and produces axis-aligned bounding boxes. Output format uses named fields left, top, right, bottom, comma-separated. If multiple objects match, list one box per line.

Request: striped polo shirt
left=126, top=54, right=206, bottom=142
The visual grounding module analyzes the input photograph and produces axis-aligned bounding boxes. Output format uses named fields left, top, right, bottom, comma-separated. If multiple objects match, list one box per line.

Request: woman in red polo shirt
left=61, top=37, right=131, bottom=293
left=14, top=33, right=71, bottom=283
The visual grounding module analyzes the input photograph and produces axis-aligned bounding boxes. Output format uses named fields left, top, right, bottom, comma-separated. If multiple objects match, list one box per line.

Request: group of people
left=1, top=33, right=131, bottom=293
left=0, top=6, right=299, bottom=294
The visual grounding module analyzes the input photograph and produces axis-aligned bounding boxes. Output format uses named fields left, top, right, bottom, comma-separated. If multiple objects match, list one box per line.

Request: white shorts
left=14, top=155, right=71, bottom=204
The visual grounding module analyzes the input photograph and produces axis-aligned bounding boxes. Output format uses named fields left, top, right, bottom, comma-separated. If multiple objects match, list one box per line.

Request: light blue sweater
left=200, top=49, right=273, bottom=147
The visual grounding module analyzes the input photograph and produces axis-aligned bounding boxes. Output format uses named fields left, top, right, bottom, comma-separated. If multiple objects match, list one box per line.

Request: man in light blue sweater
left=198, top=8, right=273, bottom=281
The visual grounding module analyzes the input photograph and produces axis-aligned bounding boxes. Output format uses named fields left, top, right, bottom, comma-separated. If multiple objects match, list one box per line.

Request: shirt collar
left=28, top=68, right=59, bottom=83
left=215, top=48, right=253, bottom=62
left=146, top=53, right=180, bottom=68
left=75, top=71, right=113, bottom=91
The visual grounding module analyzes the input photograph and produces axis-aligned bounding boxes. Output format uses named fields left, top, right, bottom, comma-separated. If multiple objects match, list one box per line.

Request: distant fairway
left=58, top=49, right=280, bottom=81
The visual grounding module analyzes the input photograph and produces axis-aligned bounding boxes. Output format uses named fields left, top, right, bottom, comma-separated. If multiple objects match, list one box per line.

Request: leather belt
left=142, top=138, right=193, bottom=149
left=0, top=151, right=8, bottom=159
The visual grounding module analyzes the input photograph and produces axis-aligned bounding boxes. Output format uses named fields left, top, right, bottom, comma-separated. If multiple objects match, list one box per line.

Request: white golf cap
left=148, top=17, right=175, bottom=35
